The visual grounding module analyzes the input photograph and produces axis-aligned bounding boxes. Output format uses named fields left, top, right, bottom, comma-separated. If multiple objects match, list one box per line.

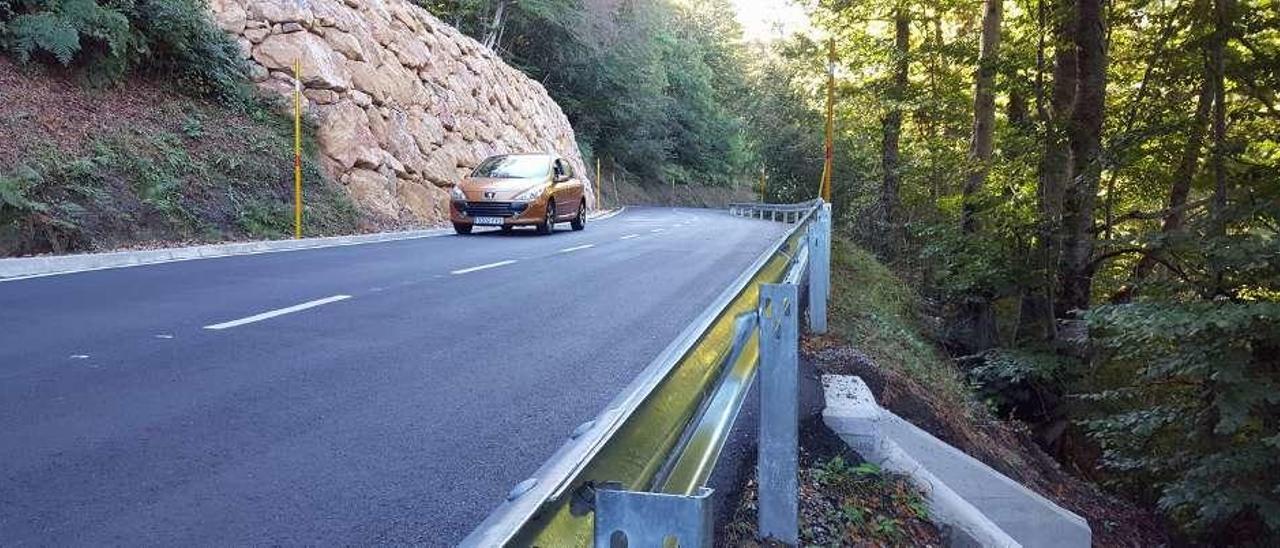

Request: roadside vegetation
left=720, top=417, right=942, bottom=547
left=0, top=3, right=359, bottom=256
left=0, top=0, right=244, bottom=100
left=725, top=0, right=1275, bottom=542
left=810, top=237, right=1171, bottom=545
left=422, top=0, right=757, bottom=192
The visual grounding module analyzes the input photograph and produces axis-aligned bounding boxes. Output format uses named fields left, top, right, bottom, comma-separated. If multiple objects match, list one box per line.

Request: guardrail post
left=757, top=283, right=799, bottom=545
left=808, top=203, right=831, bottom=334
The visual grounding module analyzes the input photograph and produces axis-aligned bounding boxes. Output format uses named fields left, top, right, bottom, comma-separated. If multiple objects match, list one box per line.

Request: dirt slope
left=812, top=239, right=1171, bottom=547
left=0, top=59, right=362, bottom=257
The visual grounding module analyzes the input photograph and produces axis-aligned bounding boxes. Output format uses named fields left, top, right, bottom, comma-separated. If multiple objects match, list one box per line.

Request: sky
left=728, top=0, right=811, bottom=42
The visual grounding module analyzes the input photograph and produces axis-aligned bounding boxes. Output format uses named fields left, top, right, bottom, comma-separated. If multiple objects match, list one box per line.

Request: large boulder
left=397, top=179, right=448, bottom=223
left=317, top=102, right=381, bottom=170
left=344, top=168, right=398, bottom=219
left=253, top=32, right=350, bottom=90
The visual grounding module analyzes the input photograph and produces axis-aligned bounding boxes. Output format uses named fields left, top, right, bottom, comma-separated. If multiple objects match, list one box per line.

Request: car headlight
left=513, top=184, right=547, bottom=202
left=450, top=185, right=466, bottom=201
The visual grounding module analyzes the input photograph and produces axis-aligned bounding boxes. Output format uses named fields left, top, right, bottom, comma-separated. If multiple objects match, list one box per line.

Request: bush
left=967, top=347, right=1075, bottom=422
left=1083, top=301, right=1280, bottom=542
left=0, top=161, right=90, bottom=254
left=0, top=0, right=245, bottom=100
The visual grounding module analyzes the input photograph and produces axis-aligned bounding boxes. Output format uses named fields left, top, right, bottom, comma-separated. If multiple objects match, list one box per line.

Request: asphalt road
left=0, top=207, right=788, bottom=546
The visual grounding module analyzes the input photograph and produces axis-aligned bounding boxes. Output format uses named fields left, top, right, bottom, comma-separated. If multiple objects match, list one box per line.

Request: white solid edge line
left=558, top=244, right=595, bottom=253
left=451, top=259, right=518, bottom=275
left=588, top=206, right=626, bottom=222
left=0, top=229, right=453, bottom=283
left=204, top=295, right=352, bottom=330
left=620, top=234, right=640, bottom=240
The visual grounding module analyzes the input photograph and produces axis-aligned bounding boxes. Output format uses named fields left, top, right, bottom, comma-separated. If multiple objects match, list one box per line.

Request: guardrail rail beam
left=463, top=199, right=823, bottom=547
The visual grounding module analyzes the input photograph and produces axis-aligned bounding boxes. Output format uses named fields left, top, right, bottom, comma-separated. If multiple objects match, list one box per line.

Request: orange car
left=449, top=153, right=588, bottom=235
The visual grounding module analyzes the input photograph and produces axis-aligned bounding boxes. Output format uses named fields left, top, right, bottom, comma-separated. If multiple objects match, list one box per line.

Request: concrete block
left=821, top=374, right=1091, bottom=548
left=821, top=374, right=881, bottom=454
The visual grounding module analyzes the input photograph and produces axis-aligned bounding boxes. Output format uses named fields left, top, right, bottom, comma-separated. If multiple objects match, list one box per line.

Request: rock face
left=210, top=0, right=593, bottom=225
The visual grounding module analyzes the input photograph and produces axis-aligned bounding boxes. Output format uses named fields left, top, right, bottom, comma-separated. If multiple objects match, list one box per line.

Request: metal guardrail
left=728, top=199, right=823, bottom=224
left=462, top=200, right=832, bottom=547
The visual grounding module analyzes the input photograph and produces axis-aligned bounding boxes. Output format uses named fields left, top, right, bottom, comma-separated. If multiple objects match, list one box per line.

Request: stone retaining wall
left=209, top=0, right=593, bottom=224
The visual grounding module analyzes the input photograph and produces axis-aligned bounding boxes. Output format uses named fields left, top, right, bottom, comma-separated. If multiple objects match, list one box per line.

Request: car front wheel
left=570, top=201, right=586, bottom=231
left=453, top=222, right=472, bottom=235
left=537, top=201, right=555, bottom=235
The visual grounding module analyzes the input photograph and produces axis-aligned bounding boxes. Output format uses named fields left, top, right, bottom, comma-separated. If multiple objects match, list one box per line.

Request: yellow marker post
left=293, top=59, right=303, bottom=239
left=821, top=39, right=836, bottom=202
left=596, top=157, right=603, bottom=210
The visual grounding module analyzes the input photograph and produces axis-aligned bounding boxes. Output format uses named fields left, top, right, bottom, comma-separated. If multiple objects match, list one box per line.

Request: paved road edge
left=0, top=207, right=626, bottom=281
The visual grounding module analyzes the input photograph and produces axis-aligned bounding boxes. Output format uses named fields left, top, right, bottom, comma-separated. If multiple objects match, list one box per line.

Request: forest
left=423, top=0, right=1280, bottom=542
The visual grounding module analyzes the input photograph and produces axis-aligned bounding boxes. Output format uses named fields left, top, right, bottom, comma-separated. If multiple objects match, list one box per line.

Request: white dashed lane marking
left=450, top=260, right=518, bottom=275
left=558, top=244, right=595, bottom=253
left=204, top=295, right=352, bottom=330
left=620, top=234, right=640, bottom=240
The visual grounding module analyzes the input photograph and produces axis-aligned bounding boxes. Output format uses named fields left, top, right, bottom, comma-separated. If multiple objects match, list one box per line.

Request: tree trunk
left=1018, top=0, right=1076, bottom=342
left=879, top=10, right=910, bottom=259
left=1055, top=0, right=1107, bottom=318
left=1208, top=0, right=1231, bottom=295
left=961, top=0, right=1004, bottom=233
left=482, top=0, right=509, bottom=50
left=1112, top=68, right=1213, bottom=303
left=1009, top=87, right=1029, bottom=128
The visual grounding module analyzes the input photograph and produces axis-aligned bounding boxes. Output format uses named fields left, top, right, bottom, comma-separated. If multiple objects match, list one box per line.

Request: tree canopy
left=420, top=0, right=754, bottom=185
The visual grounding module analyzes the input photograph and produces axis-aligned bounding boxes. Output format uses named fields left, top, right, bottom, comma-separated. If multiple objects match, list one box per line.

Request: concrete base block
left=820, top=375, right=880, bottom=454
left=821, top=374, right=1091, bottom=548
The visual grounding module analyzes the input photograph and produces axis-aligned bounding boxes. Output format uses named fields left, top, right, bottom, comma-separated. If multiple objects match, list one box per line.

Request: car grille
left=464, top=201, right=526, bottom=218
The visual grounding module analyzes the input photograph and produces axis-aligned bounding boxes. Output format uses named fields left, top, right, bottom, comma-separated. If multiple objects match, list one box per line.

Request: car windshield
left=470, top=156, right=550, bottom=179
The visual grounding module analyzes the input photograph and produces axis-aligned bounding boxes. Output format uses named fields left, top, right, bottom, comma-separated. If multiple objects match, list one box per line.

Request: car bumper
left=450, top=198, right=549, bottom=226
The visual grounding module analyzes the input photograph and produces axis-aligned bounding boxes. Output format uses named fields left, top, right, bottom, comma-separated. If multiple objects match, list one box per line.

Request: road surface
left=0, top=208, right=787, bottom=546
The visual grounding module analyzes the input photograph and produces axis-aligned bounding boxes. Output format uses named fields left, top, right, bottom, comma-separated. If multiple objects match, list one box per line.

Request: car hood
left=458, top=177, right=547, bottom=201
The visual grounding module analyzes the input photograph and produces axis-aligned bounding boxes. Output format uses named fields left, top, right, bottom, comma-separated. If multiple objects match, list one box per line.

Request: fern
left=6, top=11, right=80, bottom=64
left=60, top=0, right=130, bottom=58
left=1, top=0, right=244, bottom=100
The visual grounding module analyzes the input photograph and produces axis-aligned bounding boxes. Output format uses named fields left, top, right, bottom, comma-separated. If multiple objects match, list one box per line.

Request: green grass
left=1, top=95, right=359, bottom=255
left=827, top=237, right=972, bottom=410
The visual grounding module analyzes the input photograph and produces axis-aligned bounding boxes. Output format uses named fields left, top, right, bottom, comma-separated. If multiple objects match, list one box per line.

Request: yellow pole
left=821, top=38, right=835, bottom=202
left=293, top=59, right=303, bottom=239
left=596, top=157, right=603, bottom=210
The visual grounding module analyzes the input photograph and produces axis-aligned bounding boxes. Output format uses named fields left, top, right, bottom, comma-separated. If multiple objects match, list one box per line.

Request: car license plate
left=473, top=216, right=504, bottom=226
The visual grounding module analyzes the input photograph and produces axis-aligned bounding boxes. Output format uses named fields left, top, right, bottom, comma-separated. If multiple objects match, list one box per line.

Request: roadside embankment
left=805, top=239, right=1170, bottom=546
left=0, top=58, right=360, bottom=257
